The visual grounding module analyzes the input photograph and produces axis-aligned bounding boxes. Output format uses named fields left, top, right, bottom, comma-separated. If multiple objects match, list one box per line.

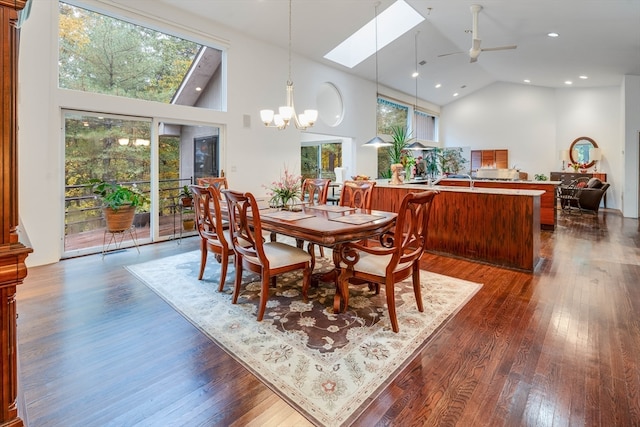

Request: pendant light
left=407, top=31, right=428, bottom=151
left=363, top=2, right=392, bottom=147
left=259, top=0, right=318, bottom=130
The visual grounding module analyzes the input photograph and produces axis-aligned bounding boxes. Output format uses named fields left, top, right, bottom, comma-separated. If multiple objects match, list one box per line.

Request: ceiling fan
left=439, top=4, right=517, bottom=63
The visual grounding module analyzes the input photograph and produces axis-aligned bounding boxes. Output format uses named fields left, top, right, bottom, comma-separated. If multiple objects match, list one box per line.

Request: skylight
left=324, top=0, right=425, bottom=69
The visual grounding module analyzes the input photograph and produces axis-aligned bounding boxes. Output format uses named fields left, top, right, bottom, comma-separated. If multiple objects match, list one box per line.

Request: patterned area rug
left=126, top=249, right=481, bottom=426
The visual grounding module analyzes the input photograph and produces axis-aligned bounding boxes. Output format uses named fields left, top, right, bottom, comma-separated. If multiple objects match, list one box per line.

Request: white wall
left=622, top=75, right=640, bottom=217
left=441, top=81, right=627, bottom=212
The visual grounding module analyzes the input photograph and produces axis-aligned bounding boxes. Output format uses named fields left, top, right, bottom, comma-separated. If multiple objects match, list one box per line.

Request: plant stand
left=102, top=225, right=140, bottom=257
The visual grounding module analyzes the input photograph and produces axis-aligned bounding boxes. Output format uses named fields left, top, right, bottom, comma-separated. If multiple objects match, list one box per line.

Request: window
left=375, top=97, right=438, bottom=177
left=58, top=2, right=224, bottom=110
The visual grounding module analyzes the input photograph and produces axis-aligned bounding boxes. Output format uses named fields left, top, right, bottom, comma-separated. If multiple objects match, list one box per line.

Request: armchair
left=579, top=182, right=610, bottom=214
left=337, top=190, right=439, bottom=333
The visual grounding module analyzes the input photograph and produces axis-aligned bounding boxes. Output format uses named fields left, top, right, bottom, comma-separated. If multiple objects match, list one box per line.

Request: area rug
left=126, top=249, right=482, bottom=426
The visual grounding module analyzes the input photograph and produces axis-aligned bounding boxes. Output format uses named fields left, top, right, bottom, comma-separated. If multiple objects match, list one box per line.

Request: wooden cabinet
left=1, top=3, right=31, bottom=427
left=471, top=149, right=509, bottom=171
left=550, top=171, right=607, bottom=185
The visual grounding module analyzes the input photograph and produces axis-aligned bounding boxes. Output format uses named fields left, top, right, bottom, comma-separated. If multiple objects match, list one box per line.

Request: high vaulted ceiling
left=117, top=0, right=639, bottom=106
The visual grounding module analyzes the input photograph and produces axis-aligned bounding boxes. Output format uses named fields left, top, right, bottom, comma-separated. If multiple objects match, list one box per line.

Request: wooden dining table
left=253, top=202, right=397, bottom=311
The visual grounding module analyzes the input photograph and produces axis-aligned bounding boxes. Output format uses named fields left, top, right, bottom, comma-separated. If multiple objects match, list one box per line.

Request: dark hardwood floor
left=17, top=209, right=640, bottom=426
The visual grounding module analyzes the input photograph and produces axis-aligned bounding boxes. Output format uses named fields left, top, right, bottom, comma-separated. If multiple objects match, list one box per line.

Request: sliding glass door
left=301, top=142, right=342, bottom=180
left=63, top=110, right=220, bottom=256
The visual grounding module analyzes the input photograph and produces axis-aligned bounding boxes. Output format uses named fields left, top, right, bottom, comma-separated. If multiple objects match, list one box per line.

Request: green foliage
left=178, top=185, right=193, bottom=198
left=441, top=148, right=467, bottom=174
left=58, top=2, right=200, bottom=103
left=89, top=179, right=147, bottom=211
left=534, top=174, right=548, bottom=181
left=388, top=126, right=413, bottom=164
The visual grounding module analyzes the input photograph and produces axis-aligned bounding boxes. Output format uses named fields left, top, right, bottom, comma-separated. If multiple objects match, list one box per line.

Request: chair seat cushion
left=246, top=242, right=310, bottom=268
left=340, top=252, right=412, bottom=277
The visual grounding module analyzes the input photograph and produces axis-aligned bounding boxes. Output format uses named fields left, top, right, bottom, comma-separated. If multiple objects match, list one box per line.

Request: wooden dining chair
left=190, top=184, right=247, bottom=292
left=299, top=178, right=331, bottom=257
left=196, top=176, right=228, bottom=192
left=222, top=189, right=312, bottom=321
left=301, top=178, right=331, bottom=205
left=336, top=190, right=439, bottom=333
left=339, top=180, right=376, bottom=209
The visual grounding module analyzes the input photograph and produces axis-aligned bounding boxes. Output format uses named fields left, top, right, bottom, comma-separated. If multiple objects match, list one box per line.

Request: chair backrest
left=301, top=178, right=330, bottom=205
left=339, top=180, right=376, bottom=209
left=190, top=185, right=228, bottom=246
left=390, top=190, right=439, bottom=267
left=197, top=177, right=228, bottom=192
left=222, top=189, right=267, bottom=265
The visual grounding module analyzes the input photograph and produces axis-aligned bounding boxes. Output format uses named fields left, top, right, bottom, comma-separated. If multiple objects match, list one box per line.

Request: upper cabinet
left=471, top=149, right=509, bottom=171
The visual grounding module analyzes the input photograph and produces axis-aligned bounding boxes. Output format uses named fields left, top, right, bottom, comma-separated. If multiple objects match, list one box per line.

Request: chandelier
left=260, top=0, right=317, bottom=130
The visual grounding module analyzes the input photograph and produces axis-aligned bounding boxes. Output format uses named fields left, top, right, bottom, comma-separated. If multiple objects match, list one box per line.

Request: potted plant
left=89, top=179, right=147, bottom=232
left=179, top=185, right=193, bottom=207
left=133, top=199, right=151, bottom=228
left=442, top=148, right=468, bottom=175
left=182, top=209, right=195, bottom=231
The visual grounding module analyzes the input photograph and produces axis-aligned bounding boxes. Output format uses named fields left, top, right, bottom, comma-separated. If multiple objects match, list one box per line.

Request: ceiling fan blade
left=481, top=45, right=517, bottom=52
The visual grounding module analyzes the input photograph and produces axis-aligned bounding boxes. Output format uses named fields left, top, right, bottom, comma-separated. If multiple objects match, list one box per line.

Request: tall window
left=58, top=2, right=224, bottom=109
left=413, top=110, right=436, bottom=142
left=375, top=97, right=438, bottom=177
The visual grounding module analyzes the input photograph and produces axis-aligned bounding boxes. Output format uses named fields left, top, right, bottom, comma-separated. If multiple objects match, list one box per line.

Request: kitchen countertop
left=375, top=180, right=546, bottom=197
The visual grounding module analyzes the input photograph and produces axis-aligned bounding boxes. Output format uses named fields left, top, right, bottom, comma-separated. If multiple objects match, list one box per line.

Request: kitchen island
left=371, top=181, right=544, bottom=272
left=434, top=178, right=560, bottom=230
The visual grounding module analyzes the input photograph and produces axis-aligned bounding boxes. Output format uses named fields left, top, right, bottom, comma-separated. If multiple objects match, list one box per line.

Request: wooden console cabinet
left=1, top=2, right=31, bottom=427
left=549, top=171, right=607, bottom=185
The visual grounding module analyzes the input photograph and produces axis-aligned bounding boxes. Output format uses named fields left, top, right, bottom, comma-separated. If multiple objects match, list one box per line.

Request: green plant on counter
left=534, top=174, right=548, bottom=181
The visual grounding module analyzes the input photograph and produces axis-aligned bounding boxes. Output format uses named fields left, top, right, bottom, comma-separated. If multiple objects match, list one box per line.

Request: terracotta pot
left=183, top=218, right=195, bottom=231
left=181, top=197, right=193, bottom=207
left=103, top=205, right=136, bottom=232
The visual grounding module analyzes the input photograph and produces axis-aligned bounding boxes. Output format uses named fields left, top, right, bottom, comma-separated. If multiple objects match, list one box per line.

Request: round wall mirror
left=316, top=82, right=343, bottom=127
left=569, top=136, right=598, bottom=168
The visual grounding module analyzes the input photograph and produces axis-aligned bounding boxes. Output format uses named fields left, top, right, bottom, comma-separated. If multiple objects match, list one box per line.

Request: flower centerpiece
left=265, top=167, right=302, bottom=210
left=569, top=162, right=588, bottom=173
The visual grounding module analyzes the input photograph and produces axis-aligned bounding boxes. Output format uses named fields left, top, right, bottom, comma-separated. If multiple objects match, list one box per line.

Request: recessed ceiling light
left=435, top=83, right=441, bottom=88
left=547, top=32, right=559, bottom=37
left=579, top=75, right=588, bottom=80
left=524, top=79, right=531, bottom=83
left=565, top=81, right=573, bottom=85
left=195, top=87, right=202, bottom=91
left=453, top=92, right=459, bottom=97
left=412, top=71, right=419, bottom=78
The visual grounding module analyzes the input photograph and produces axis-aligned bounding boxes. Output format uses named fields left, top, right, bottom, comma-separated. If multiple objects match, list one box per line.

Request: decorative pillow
left=576, top=181, right=588, bottom=188
left=587, top=178, right=602, bottom=188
